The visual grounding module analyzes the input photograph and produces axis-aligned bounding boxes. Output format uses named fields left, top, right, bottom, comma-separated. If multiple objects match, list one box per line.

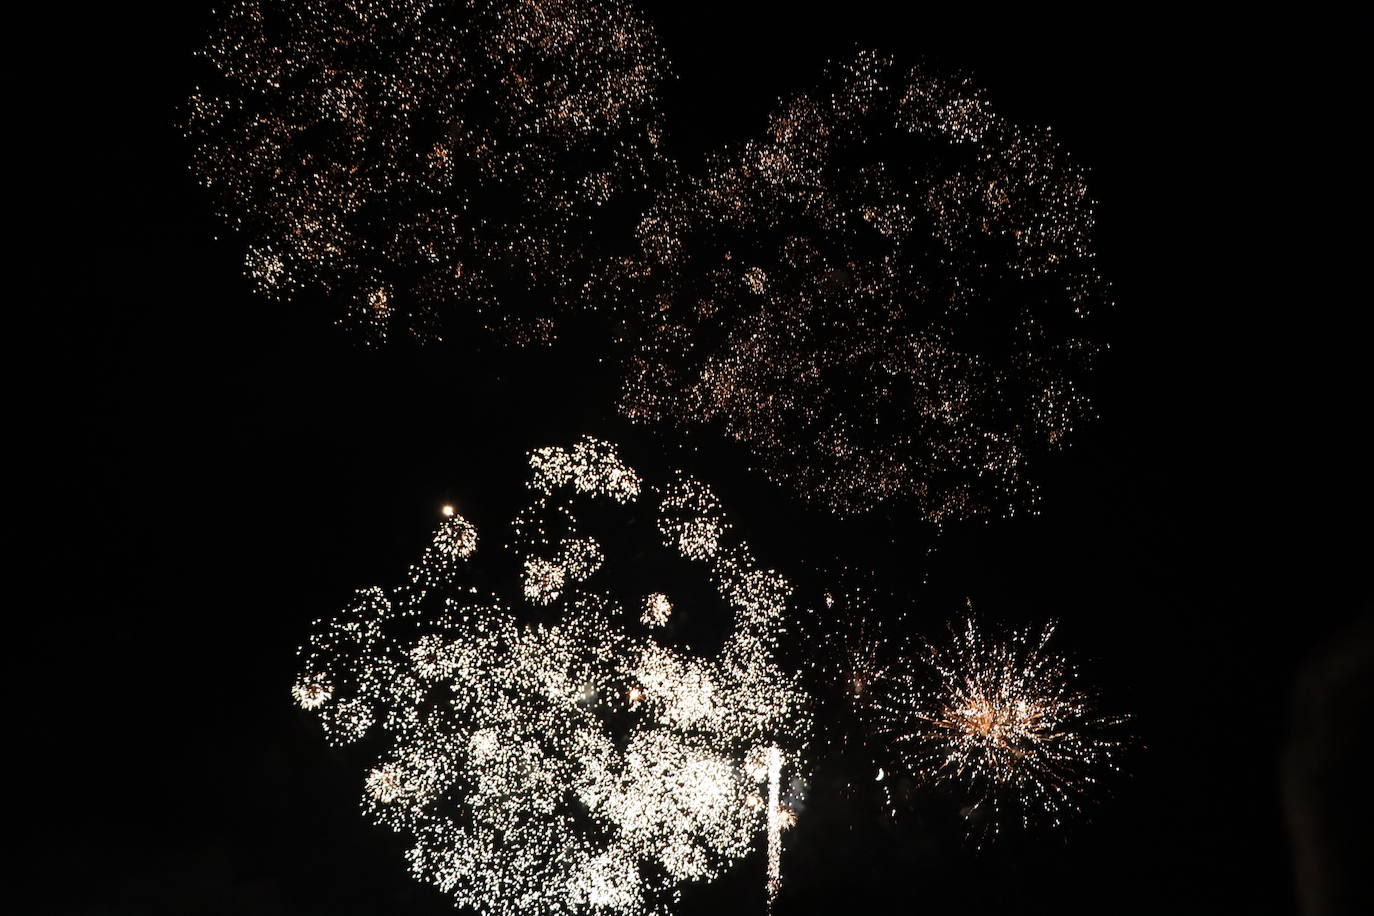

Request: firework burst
left=797, top=577, right=912, bottom=728
left=293, top=437, right=809, bottom=915
left=187, top=0, right=667, bottom=344
left=605, top=51, right=1107, bottom=521
left=868, top=615, right=1125, bottom=836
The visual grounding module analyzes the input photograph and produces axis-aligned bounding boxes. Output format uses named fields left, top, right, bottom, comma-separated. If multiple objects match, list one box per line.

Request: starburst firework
left=868, top=616, right=1124, bottom=835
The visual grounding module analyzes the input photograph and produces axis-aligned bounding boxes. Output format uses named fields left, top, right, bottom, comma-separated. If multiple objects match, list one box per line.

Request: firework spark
left=868, top=615, right=1124, bottom=836
left=293, top=437, right=808, bottom=914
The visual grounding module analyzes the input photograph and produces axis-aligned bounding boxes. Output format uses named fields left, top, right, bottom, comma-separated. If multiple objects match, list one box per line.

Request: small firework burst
left=290, top=673, right=332, bottom=710
left=797, top=574, right=916, bottom=734
left=642, top=592, right=673, bottom=628
left=824, top=591, right=900, bottom=708
left=870, top=615, right=1125, bottom=836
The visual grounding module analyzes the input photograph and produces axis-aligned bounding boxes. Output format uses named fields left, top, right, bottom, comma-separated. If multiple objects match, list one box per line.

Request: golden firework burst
left=870, top=615, right=1125, bottom=836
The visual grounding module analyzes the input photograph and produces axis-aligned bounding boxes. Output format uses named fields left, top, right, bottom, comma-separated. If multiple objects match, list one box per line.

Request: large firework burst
left=187, top=0, right=667, bottom=343
left=293, top=437, right=808, bottom=915
left=605, top=51, right=1107, bottom=521
left=868, top=616, right=1124, bottom=836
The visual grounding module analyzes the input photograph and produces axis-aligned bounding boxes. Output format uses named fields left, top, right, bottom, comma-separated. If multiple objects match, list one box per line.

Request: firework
left=794, top=573, right=919, bottom=747
left=791, top=576, right=923, bottom=824
left=293, top=436, right=808, bottom=914
left=187, top=0, right=667, bottom=344
left=605, top=51, right=1107, bottom=521
left=814, top=584, right=904, bottom=709
left=868, top=615, right=1124, bottom=836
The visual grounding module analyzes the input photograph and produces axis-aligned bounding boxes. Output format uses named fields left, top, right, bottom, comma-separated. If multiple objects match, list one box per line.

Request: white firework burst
left=294, top=436, right=809, bottom=915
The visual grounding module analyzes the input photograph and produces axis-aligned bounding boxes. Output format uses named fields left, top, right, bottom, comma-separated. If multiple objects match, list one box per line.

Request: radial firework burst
left=868, top=615, right=1125, bottom=836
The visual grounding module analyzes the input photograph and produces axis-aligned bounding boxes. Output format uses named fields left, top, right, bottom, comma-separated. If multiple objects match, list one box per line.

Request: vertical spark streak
left=766, top=744, right=782, bottom=911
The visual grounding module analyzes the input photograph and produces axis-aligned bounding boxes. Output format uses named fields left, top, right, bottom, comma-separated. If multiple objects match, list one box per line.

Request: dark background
left=20, top=4, right=1369, bottom=914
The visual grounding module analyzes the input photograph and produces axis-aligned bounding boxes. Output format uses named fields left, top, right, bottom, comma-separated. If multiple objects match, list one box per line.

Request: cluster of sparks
left=293, top=437, right=808, bottom=915
left=610, top=51, right=1107, bottom=521
left=190, top=6, right=1108, bottom=525
left=804, top=582, right=908, bottom=714
left=866, top=616, right=1124, bottom=836
left=187, top=0, right=666, bottom=343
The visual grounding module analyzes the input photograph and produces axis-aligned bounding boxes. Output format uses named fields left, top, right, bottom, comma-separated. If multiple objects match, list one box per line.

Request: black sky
left=21, top=4, right=1370, bottom=914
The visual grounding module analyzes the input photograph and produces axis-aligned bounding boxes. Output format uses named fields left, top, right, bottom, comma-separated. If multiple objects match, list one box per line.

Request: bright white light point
left=441, top=504, right=455, bottom=517
left=875, top=767, right=884, bottom=781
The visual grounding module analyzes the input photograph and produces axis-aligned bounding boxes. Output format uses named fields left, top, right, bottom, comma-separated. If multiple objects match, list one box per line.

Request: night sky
left=24, top=4, right=1370, bottom=914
